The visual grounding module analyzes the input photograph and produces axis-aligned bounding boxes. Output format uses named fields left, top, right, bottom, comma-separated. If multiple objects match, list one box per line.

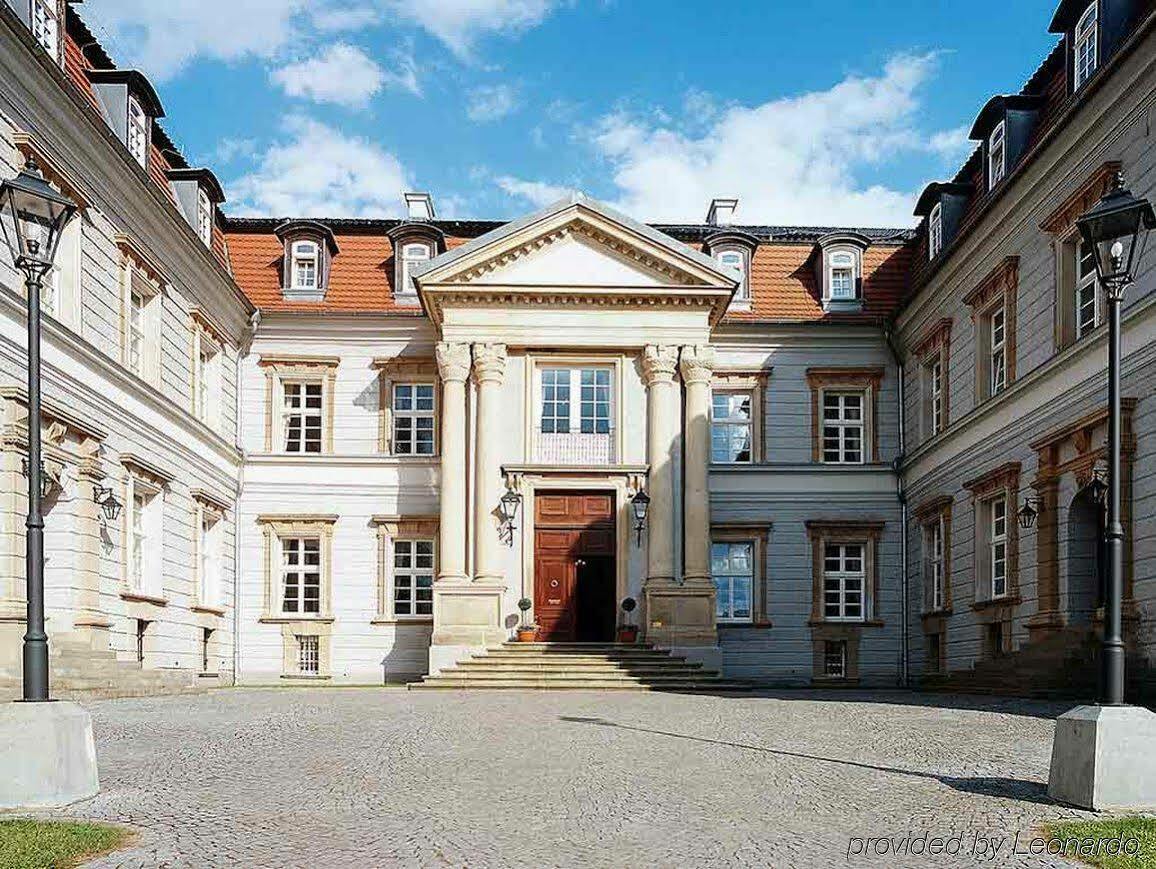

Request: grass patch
left=0, top=818, right=131, bottom=868
left=1044, top=816, right=1156, bottom=868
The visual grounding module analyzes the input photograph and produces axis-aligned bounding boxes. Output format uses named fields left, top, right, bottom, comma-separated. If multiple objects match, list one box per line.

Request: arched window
left=1074, top=2, right=1098, bottom=90
left=829, top=252, right=856, bottom=300
left=291, top=240, right=319, bottom=290
left=400, top=242, right=431, bottom=295
left=127, top=95, right=148, bottom=167
left=928, top=203, right=943, bottom=260
left=715, top=248, right=749, bottom=302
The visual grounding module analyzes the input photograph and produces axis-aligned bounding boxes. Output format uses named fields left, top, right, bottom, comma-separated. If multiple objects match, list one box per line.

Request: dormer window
left=815, top=233, right=869, bottom=312
left=400, top=243, right=431, bottom=295
left=829, top=253, right=855, bottom=300
left=127, top=96, right=148, bottom=168
left=988, top=121, right=1006, bottom=189
left=1074, top=2, right=1098, bottom=89
left=929, top=203, right=943, bottom=260
left=704, top=230, right=758, bottom=311
left=716, top=248, right=749, bottom=304
left=291, top=241, right=319, bottom=290
left=31, top=0, right=58, bottom=57
left=197, top=188, right=212, bottom=246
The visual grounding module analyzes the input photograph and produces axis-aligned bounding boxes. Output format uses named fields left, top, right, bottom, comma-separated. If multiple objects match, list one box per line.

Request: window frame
left=821, top=390, right=866, bottom=465
left=126, top=95, right=149, bottom=168
left=279, top=536, right=322, bottom=617
left=529, top=358, right=620, bottom=465
left=30, top=0, right=59, bottom=59
left=1075, top=236, right=1103, bottom=338
left=964, top=462, right=1021, bottom=608
left=806, top=368, right=882, bottom=465
left=260, top=357, right=338, bottom=455
left=281, top=380, right=324, bottom=454
left=822, top=541, right=867, bottom=622
left=296, top=634, right=320, bottom=675
left=989, top=304, right=1007, bottom=396
left=714, top=246, right=750, bottom=305
left=399, top=242, right=432, bottom=297
left=964, top=257, right=1018, bottom=404
left=987, top=120, right=1006, bottom=189
left=391, top=538, right=436, bottom=620
left=391, top=381, right=437, bottom=457
left=193, top=497, right=225, bottom=611
left=122, top=471, right=164, bottom=599
left=987, top=494, right=1009, bottom=600
left=827, top=250, right=858, bottom=301
left=258, top=515, right=336, bottom=622
left=711, top=540, right=755, bottom=624
left=928, top=203, right=943, bottom=260
left=196, top=186, right=213, bottom=247
left=290, top=239, right=320, bottom=291
left=710, top=389, right=755, bottom=464
left=1073, top=2, right=1099, bottom=90
left=823, top=640, right=847, bottom=679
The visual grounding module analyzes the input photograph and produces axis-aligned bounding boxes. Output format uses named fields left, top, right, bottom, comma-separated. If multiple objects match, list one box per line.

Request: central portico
left=413, top=194, right=739, bottom=673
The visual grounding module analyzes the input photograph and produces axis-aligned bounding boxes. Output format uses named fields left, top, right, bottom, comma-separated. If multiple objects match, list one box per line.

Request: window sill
left=920, top=607, right=953, bottom=620
left=121, top=590, right=168, bottom=607
left=259, top=615, right=335, bottom=625
left=191, top=604, right=226, bottom=617
left=810, top=675, right=861, bottom=687
left=808, top=618, right=885, bottom=628
left=197, top=671, right=220, bottom=679
left=371, top=617, right=434, bottom=626
left=280, top=673, right=331, bottom=681
left=719, top=620, right=773, bottom=630
left=822, top=299, right=864, bottom=314
left=971, top=595, right=1020, bottom=613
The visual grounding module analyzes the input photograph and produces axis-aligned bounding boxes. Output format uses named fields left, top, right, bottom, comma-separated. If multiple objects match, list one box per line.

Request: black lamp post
left=0, top=159, right=78, bottom=703
left=1075, top=172, right=1155, bottom=707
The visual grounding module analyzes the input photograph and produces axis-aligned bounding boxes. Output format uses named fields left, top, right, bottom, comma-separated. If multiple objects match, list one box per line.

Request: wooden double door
left=534, top=492, right=617, bottom=642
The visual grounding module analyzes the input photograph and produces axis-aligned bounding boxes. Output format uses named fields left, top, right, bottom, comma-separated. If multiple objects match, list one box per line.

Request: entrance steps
left=409, top=642, right=750, bottom=691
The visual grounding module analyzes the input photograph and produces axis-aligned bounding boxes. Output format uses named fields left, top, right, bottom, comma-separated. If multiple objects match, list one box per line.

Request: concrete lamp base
left=1048, top=704, right=1156, bottom=810
left=0, top=701, right=99, bottom=809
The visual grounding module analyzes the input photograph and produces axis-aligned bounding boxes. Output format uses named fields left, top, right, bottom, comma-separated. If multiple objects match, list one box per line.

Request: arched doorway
left=1066, top=488, right=1105, bottom=626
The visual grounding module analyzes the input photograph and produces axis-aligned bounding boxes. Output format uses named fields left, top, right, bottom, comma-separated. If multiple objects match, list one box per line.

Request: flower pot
left=617, top=625, right=639, bottom=644
left=515, top=627, right=538, bottom=643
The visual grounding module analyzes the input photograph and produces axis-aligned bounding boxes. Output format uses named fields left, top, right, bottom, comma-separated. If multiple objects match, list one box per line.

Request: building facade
left=0, top=0, right=1154, bottom=697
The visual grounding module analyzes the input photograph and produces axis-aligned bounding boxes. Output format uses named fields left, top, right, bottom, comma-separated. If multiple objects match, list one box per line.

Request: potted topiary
left=515, top=597, right=538, bottom=642
left=617, top=597, right=639, bottom=643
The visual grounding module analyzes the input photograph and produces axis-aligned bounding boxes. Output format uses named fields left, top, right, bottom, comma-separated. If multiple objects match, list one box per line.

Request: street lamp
left=1047, top=172, right=1156, bottom=811
left=1075, top=171, right=1154, bottom=707
left=0, top=158, right=78, bottom=703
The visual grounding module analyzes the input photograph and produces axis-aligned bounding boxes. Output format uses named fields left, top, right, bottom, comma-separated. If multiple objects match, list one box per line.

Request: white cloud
left=272, top=43, right=418, bottom=106
left=387, top=0, right=559, bottom=57
left=466, top=84, right=519, bottom=122
left=81, top=0, right=371, bottom=80
left=928, top=125, right=974, bottom=160
left=585, top=53, right=958, bottom=227
left=495, top=175, right=574, bottom=207
left=228, top=115, right=411, bottom=217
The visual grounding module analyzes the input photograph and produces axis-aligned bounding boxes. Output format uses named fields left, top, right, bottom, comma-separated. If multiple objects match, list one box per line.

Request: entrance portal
left=533, top=492, right=616, bottom=642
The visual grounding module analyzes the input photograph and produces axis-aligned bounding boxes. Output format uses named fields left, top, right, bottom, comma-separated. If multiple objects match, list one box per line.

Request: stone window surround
left=522, top=351, right=628, bottom=465
left=913, top=494, right=953, bottom=618
left=370, top=515, right=439, bottom=624
left=804, top=367, right=884, bottom=465
left=116, top=234, right=167, bottom=386
left=963, top=461, right=1022, bottom=613
left=191, top=488, right=230, bottom=616
left=911, top=318, right=952, bottom=443
left=1040, top=161, right=1120, bottom=352
left=189, top=309, right=226, bottom=432
left=274, top=220, right=338, bottom=298
left=372, top=356, right=439, bottom=457
left=805, top=519, right=885, bottom=685
left=119, top=453, right=175, bottom=607
left=709, top=370, right=769, bottom=465
left=256, top=514, right=337, bottom=625
left=963, top=256, right=1018, bottom=403
left=1026, top=400, right=1137, bottom=641
left=710, top=523, right=772, bottom=628
left=258, top=355, right=339, bottom=455
left=815, top=233, right=870, bottom=310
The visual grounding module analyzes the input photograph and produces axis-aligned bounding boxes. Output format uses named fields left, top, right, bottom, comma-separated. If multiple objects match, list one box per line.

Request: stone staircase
left=409, top=642, right=751, bottom=691
left=0, top=639, right=208, bottom=701
left=922, top=626, right=1154, bottom=704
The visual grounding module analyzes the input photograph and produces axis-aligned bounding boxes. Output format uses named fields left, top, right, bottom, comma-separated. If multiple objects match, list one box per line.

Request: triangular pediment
left=414, top=194, right=739, bottom=290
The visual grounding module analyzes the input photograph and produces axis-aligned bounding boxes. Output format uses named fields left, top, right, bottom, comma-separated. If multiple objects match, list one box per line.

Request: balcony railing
left=534, top=431, right=614, bottom=465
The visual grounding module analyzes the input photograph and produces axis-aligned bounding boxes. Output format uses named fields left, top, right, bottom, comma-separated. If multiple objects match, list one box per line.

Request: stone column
left=680, top=345, right=716, bottom=589
left=641, top=345, right=679, bottom=586
left=472, top=343, right=507, bottom=585
left=435, top=342, right=470, bottom=584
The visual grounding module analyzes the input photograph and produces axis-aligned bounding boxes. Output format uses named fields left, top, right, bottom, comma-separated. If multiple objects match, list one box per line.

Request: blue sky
left=79, top=0, right=1061, bottom=227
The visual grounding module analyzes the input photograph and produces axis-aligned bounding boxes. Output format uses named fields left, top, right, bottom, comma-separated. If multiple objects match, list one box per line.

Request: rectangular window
left=127, top=96, right=148, bottom=168
left=128, top=289, right=145, bottom=375
left=282, top=382, right=323, bottom=453
left=194, top=343, right=220, bottom=427
left=926, top=516, right=945, bottom=611
left=711, top=541, right=753, bottom=623
left=198, top=512, right=221, bottom=607
left=31, top=0, right=58, bottom=56
left=125, top=475, right=162, bottom=597
left=129, top=491, right=147, bottom=591
left=828, top=252, right=856, bottom=300
left=281, top=537, right=321, bottom=615
left=291, top=241, right=318, bottom=289
left=393, top=383, right=435, bottom=456
left=136, top=619, right=148, bottom=663
left=1074, top=2, right=1098, bottom=90
left=717, top=249, right=749, bottom=302
left=201, top=627, right=213, bottom=672
left=989, top=495, right=1008, bottom=599
left=711, top=391, right=753, bottom=463
left=393, top=539, right=435, bottom=617
left=928, top=358, right=944, bottom=436
left=823, top=542, right=865, bottom=621
left=989, top=306, right=1007, bottom=395
left=536, top=365, right=613, bottom=463
left=928, top=203, right=943, bottom=260
left=1075, top=238, right=1101, bottom=338
left=400, top=243, right=431, bottom=295
left=822, top=392, right=864, bottom=464
left=197, top=188, right=213, bottom=246
left=297, top=635, right=319, bottom=675
left=988, top=121, right=1006, bottom=188
left=823, top=640, right=847, bottom=678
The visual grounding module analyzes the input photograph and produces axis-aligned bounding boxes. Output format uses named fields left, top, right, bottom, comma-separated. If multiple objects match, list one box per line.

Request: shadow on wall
left=559, top=715, right=1053, bottom=805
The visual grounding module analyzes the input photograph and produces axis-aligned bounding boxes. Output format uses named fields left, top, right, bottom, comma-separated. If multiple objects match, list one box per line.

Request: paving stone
left=34, top=689, right=1107, bottom=867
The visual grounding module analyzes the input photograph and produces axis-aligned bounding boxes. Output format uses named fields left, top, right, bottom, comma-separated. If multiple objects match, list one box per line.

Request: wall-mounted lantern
left=92, top=484, right=123, bottom=522
left=631, top=489, right=650, bottom=546
left=21, top=458, right=54, bottom=499
left=498, top=488, right=522, bottom=546
left=1017, top=496, right=1039, bottom=530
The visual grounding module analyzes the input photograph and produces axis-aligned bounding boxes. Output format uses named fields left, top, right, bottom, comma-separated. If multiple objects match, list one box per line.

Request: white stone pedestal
left=1048, top=704, right=1156, bottom=809
left=0, top=701, right=99, bottom=808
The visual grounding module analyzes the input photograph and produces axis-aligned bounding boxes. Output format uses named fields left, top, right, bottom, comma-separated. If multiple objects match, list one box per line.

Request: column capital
left=435, top=342, right=471, bottom=383
left=679, top=345, right=716, bottom=386
left=642, top=345, right=679, bottom=386
left=472, top=343, right=507, bottom=385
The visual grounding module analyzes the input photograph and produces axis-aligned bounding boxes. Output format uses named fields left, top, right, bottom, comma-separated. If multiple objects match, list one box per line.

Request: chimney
left=706, top=197, right=738, bottom=226
left=404, top=192, right=436, bottom=221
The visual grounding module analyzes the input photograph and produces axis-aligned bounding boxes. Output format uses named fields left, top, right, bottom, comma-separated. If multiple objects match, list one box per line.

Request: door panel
left=534, top=546, right=576, bottom=641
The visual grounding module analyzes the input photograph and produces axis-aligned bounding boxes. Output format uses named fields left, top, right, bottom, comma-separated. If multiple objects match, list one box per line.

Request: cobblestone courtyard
left=48, top=689, right=1104, bottom=868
